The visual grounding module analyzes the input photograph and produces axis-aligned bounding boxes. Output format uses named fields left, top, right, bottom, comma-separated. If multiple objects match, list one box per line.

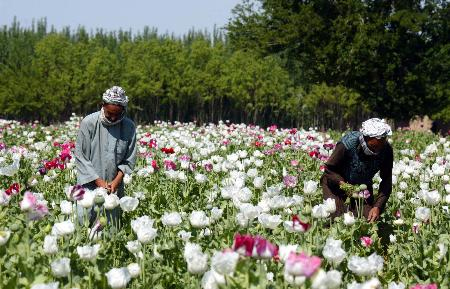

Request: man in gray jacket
left=75, top=86, right=137, bottom=225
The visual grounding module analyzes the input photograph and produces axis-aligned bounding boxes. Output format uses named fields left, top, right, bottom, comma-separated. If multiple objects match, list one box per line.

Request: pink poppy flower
left=283, top=175, right=298, bottom=188
left=5, top=183, right=20, bottom=196
left=164, top=160, right=177, bottom=170
left=412, top=223, right=420, bottom=234
left=410, top=284, right=438, bottom=289
left=151, top=160, right=159, bottom=170
left=358, top=190, right=371, bottom=199
left=20, top=191, right=37, bottom=211
left=233, top=234, right=255, bottom=257
left=292, top=215, right=311, bottom=232
left=204, top=163, right=213, bottom=172
left=253, top=236, right=278, bottom=259
left=268, top=125, right=277, bottom=133
left=285, top=252, right=321, bottom=277
left=28, top=203, right=49, bottom=220
left=69, top=185, right=85, bottom=201
left=59, top=149, right=72, bottom=162
left=360, top=236, right=373, bottom=247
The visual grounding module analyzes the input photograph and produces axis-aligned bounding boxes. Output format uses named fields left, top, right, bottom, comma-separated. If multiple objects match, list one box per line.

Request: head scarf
left=359, top=118, right=392, bottom=156
left=360, top=118, right=392, bottom=138
left=100, top=86, right=128, bottom=126
left=102, top=86, right=129, bottom=107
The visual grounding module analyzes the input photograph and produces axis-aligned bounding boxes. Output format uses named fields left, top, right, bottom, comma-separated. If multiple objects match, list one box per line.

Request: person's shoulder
left=122, top=117, right=136, bottom=131
left=80, top=111, right=99, bottom=127
left=81, top=111, right=99, bottom=122
left=342, top=131, right=361, bottom=138
left=340, top=131, right=361, bottom=150
left=384, top=141, right=394, bottom=156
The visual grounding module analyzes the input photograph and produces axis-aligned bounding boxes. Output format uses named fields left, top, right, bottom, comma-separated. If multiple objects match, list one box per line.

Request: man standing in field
left=321, top=118, right=393, bottom=222
left=75, top=86, right=137, bottom=224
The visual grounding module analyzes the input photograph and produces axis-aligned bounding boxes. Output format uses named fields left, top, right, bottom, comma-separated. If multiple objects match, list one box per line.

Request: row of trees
left=0, top=20, right=287, bottom=125
left=0, top=19, right=365, bottom=128
left=1, top=0, right=449, bottom=129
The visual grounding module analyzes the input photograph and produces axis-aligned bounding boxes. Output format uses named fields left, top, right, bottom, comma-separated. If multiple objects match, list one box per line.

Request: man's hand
left=367, top=207, right=380, bottom=222
left=95, top=178, right=110, bottom=190
left=109, top=179, right=120, bottom=194
left=109, top=170, right=124, bottom=194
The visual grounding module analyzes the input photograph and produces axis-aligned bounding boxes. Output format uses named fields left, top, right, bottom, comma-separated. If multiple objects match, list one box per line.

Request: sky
left=0, top=0, right=242, bottom=36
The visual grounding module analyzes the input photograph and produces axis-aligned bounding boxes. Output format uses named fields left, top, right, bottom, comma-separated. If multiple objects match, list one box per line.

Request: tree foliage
left=0, top=19, right=298, bottom=127
left=227, top=0, right=450, bottom=123
left=0, top=1, right=449, bottom=130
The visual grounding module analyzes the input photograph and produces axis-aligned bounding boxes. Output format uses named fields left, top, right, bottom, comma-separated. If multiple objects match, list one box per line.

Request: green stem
left=88, top=267, right=92, bottom=289
left=142, top=244, right=146, bottom=287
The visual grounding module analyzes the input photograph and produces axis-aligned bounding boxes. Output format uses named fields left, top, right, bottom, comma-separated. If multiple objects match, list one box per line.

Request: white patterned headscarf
left=360, top=118, right=392, bottom=139
left=102, top=86, right=129, bottom=107
left=359, top=118, right=392, bottom=156
left=100, top=86, right=128, bottom=126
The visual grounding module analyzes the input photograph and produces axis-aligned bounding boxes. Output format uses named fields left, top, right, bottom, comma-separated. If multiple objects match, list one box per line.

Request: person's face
left=103, top=103, right=124, bottom=122
left=366, top=137, right=387, bottom=153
